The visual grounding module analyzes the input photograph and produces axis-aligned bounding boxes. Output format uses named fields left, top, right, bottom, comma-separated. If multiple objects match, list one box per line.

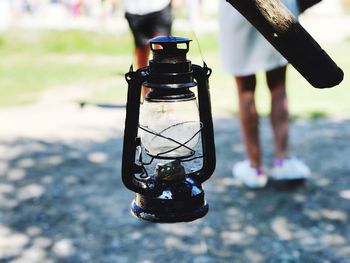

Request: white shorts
left=219, top=0, right=300, bottom=76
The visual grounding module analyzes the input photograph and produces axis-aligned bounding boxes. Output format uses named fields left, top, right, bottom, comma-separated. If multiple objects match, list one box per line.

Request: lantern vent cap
left=149, top=36, right=192, bottom=63
left=149, top=36, right=191, bottom=45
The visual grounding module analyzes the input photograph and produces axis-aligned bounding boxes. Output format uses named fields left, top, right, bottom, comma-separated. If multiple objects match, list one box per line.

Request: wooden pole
left=225, top=0, right=344, bottom=88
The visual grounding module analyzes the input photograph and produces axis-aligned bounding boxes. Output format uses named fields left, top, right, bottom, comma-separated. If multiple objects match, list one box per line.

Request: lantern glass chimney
left=139, top=96, right=200, bottom=159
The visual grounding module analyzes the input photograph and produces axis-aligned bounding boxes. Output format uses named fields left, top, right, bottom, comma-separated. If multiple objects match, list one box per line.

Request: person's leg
left=136, top=31, right=166, bottom=100
left=138, top=4, right=172, bottom=101
left=266, top=66, right=289, bottom=160
left=135, top=46, right=149, bottom=69
left=267, top=66, right=311, bottom=180
left=125, top=12, right=149, bottom=101
left=235, top=74, right=261, bottom=168
left=135, top=45, right=150, bottom=100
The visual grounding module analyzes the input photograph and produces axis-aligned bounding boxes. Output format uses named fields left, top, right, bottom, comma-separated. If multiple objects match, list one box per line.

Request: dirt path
left=1, top=96, right=350, bottom=262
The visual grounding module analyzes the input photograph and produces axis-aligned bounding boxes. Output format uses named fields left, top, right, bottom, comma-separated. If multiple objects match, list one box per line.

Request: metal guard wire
left=137, top=122, right=204, bottom=179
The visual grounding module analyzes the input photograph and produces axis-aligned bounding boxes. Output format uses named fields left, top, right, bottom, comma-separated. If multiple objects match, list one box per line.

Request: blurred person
left=29, top=0, right=43, bottom=14
left=71, top=0, right=83, bottom=16
left=23, top=0, right=33, bottom=13
left=123, top=0, right=173, bottom=100
left=219, top=0, right=310, bottom=188
left=61, top=0, right=82, bottom=16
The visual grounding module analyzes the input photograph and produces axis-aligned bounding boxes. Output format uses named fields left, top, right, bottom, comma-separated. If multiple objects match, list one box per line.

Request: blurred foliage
left=0, top=30, right=133, bottom=54
left=0, top=30, right=132, bottom=106
left=0, top=30, right=349, bottom=118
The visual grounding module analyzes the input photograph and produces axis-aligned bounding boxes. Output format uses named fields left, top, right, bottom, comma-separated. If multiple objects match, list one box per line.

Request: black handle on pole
left=225, top=0, right=344, bottom=88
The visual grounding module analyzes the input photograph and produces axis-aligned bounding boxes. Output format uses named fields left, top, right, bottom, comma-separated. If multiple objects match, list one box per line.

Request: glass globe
left=139, top=98, right=201, bottom=159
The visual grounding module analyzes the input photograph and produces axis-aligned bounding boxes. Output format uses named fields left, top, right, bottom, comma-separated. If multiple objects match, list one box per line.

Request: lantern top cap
left=149, top=36, right=192, bottom=62
left=149, top=36, right=191, bottom=44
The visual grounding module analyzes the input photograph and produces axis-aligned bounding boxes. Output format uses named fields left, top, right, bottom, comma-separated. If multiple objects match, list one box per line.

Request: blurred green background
left=0, top=28, right=349, bottom=118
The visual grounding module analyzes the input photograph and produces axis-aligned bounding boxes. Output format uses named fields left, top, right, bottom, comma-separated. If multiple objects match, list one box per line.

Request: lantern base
left=130, top=178, right=209, bottom=223
left=131, top=200, right=208, bottom=223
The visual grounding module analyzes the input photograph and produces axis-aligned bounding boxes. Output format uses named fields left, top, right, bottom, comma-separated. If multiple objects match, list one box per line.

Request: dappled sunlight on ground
left=0, top=102, right=350, bottom=262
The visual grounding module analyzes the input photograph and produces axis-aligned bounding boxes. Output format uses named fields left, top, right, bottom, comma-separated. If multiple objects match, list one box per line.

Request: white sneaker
left=232, top=160, right=268, bottom=189
left=271, top=157, right=311, bottom=180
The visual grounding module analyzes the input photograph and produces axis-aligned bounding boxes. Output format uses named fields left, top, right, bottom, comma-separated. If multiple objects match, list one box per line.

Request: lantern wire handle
left=191, top=28, right=205, bottom=65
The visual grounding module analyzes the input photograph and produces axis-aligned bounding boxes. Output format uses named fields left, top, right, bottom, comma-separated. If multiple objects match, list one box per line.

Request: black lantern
left=122, top=36, right=216, bottom=223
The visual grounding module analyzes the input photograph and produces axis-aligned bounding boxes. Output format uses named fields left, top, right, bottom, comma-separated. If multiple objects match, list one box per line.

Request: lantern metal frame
left=121, top=36, right=216, bottom=223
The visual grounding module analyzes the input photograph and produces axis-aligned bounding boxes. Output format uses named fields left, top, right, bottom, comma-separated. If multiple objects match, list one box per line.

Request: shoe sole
left=267, top=178, right=306, bottom=190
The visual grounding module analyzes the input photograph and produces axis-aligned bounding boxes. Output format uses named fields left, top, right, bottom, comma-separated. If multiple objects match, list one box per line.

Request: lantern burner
left=155, top=160, right=186, bottom=181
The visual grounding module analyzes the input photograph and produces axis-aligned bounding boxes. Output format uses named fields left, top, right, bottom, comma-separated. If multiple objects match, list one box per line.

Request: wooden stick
left=225, top=0, right=344, bottom=88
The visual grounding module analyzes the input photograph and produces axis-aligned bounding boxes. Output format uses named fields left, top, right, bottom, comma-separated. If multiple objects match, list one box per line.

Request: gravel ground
left=0, top=94, right=350, bottom=263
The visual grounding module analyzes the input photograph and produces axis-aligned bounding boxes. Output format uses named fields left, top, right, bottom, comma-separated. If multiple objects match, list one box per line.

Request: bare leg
left=135, top=33, right=165, bottom=101
left=135, top=45, right=150, bottom=100
left=235, top=75, right=261, bottom=168
left=266, top=66, right=289, bottom=160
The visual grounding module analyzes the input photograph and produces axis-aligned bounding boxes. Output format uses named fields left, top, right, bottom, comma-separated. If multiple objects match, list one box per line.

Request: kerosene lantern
left=122, top=36, right=216, bottom=223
